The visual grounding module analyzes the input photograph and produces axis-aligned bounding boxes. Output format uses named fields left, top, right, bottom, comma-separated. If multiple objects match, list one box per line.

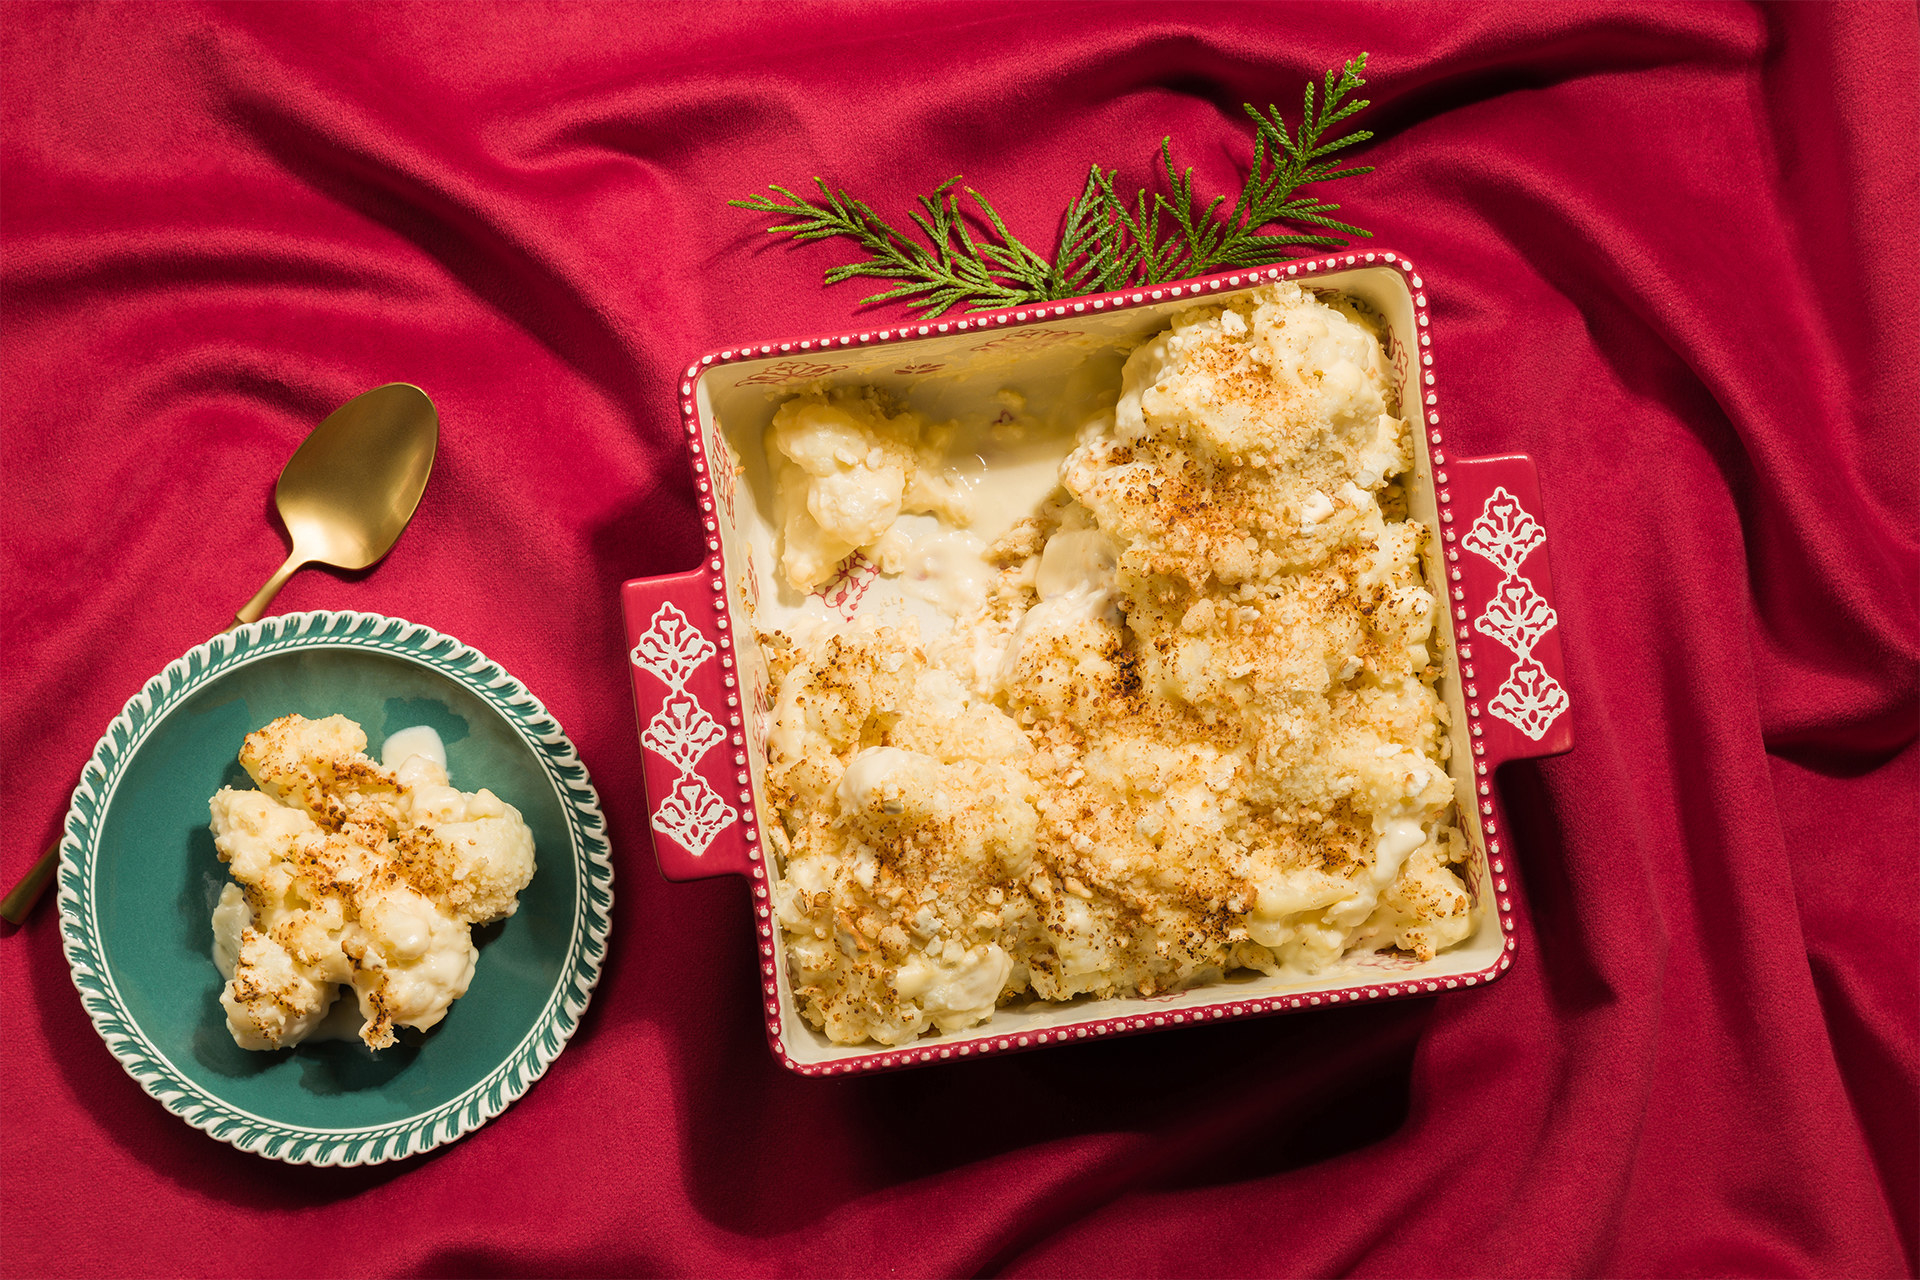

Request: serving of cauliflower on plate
left=208, top=713, right=536, bottom=1051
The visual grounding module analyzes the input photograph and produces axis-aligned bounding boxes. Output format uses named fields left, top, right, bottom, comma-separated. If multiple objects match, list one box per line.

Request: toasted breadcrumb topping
left=763, top=285, right=1472, bottom=1047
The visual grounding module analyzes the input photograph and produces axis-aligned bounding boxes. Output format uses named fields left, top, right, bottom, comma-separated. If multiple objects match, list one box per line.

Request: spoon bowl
left=234, top=383, right=438, bottom=626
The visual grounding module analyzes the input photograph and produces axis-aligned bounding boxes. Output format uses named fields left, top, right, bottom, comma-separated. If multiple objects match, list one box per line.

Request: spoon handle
left=232, top=551, right=306, bottom=629
left=0, top=838, right=57, bottom=925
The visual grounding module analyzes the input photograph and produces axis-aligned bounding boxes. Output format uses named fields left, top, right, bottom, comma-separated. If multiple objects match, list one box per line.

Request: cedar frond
left=727, top=53, right=1379, bottom=317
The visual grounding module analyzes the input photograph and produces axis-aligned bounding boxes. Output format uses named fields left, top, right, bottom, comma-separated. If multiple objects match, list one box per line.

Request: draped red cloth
left=3, top=3, right=1914, bottom=1275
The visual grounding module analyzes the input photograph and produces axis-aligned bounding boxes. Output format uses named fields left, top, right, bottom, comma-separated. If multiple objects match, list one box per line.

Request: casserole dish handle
left=621, top=566, right=760, bottom=882
left=1439, top=453, right=1575, bottom=767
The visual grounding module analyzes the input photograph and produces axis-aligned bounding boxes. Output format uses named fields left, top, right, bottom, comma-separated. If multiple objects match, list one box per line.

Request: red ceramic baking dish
left=622, top=251, right=1573, bottom=1075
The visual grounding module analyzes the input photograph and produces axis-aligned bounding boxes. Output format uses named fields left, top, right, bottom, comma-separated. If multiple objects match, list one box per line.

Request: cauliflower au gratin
left=761, top=283, right=1471, bottom=1047
left=208, top=713, right=536, bottom=1051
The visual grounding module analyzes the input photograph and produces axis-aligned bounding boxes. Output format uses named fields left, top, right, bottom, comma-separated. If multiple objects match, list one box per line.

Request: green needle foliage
left=731, top=54, right=1378, bottom=319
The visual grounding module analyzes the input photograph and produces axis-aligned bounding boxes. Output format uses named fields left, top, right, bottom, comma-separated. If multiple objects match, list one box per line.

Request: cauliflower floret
left=209, top=786, right=321, bottom=886
left=239, top=713, right=401, bottom=835
left=219, top=925, right=340, bottom=1051
left=767, top=390, right=970, bottom=591
left=428, top=799, right=537, bottom=925
left=345, top=884, right=479, bottom=1049
left=838, top=747, right=943, bottom=827
left=893, top=943, right=1013, bottom=1032
left=1356, top=838, right=1474, bottom=961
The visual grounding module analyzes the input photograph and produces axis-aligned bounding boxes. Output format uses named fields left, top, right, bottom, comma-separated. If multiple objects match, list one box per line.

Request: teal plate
left=56, top=612, right=613, bottom=1166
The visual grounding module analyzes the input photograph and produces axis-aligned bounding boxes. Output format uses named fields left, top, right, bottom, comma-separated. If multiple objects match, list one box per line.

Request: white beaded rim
left=678, top=254, right=1514, bottom=1075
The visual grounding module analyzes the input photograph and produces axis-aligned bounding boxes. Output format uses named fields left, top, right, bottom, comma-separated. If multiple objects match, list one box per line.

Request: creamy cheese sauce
left=896, top=529, right=995, bottom=617
left=380, top=724, right=447, bottom=772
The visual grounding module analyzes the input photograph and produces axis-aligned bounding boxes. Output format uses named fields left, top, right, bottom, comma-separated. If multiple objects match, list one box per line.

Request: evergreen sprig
left=731, top=54, right=1378, bottom=318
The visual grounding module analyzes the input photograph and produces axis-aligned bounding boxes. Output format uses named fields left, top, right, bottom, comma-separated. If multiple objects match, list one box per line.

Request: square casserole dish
left=622, top=251, right=1573, bottom=1075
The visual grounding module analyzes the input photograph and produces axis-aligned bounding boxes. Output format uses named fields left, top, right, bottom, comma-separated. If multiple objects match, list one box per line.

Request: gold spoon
left=231, top=383, right=438, bottom=627
left=0, top=383, right=439, bottom=924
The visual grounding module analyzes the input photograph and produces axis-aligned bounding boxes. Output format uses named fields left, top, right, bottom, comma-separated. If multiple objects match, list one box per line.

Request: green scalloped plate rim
left=56, top=610, right=614, bottom=1167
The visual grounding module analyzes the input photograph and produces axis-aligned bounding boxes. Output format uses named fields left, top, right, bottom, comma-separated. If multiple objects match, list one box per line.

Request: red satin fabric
left=3, top=3, right=1914, bottom=1275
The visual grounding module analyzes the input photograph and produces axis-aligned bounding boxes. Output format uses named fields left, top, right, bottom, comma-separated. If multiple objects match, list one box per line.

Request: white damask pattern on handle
left=631, top=603, right=737, bottom=855
left=652, top=776, right=737, bottom=858
left=631, top=602, right=717, bottom=692
left=1460, top=488, right=1545, bottom=576
left=1488, top=658, right=1570, bottom=741
left=642, top=696, right=727, bottom=775
left=1464, top=486, right=1569, bottom=741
